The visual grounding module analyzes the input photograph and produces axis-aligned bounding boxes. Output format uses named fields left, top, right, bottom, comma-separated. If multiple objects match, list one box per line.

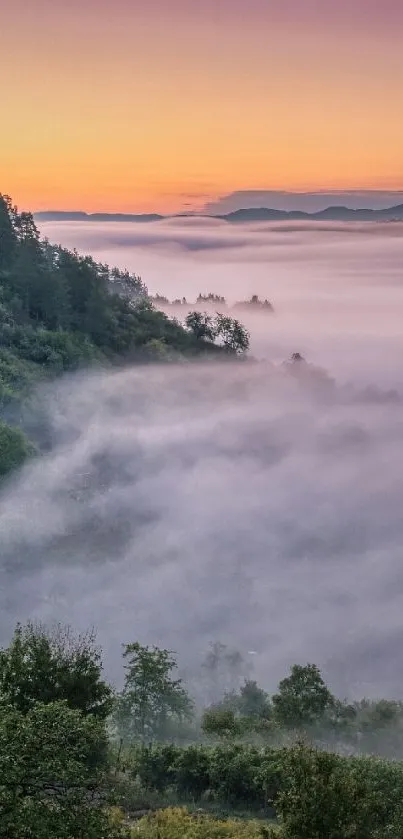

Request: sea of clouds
left=1, top=218, right=403, bottom=699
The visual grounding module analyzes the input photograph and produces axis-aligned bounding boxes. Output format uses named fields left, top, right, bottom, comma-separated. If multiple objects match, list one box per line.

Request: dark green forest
left=0, top=194, right=249, bottom=480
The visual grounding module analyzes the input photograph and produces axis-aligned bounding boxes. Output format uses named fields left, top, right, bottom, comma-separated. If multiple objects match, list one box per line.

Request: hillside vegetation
left=0, top=194, right=249, bottom=479
left=2, top=624, right=403, bottom=838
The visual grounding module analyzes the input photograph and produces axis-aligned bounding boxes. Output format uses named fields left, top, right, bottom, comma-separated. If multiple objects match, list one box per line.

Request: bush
left=128, top=744, right=281, bottom=812
left=276, top=742, right=403, bottom=839
left=124, top=741, right=403, bottom=836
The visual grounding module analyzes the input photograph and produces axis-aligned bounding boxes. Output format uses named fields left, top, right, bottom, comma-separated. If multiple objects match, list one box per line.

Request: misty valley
left=2, top=194, right=403, bottom=837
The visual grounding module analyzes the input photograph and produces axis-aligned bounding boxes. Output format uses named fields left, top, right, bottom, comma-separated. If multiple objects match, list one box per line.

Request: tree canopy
left=0, top=701, right=114, bottom=839
left=115, top=642, right=193, bottom=744
left=0, top=622, right=113, bottom=719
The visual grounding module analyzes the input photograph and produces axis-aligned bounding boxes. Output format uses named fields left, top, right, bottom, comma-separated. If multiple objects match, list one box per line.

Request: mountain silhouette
left=34, top=204, right=403, bottom=224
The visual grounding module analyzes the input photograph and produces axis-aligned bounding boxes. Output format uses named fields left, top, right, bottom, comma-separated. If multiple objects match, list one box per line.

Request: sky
left=1, top=0, right=403, bottom=213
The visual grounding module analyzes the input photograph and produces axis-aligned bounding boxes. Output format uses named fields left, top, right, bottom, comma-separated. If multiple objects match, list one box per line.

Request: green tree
left=185, top=311, right=215, bottom=341
left=237, top=679, right=271, bottom=719
left=214, top=314, right=250, bottom=353
left=115, top=643, right=193, bottom=743
left=0, top=420, right=33, bottom=479
left=0, top=701, right=117, bottom=839
left=0, top=194, right=17, bottom=269
left=0, top=623, right=113, bottom=719
left=272, top=664, right=334, bottom=729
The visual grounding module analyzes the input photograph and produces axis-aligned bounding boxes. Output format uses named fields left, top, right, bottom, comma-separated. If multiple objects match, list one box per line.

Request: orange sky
left=1, top=0, right=403, bottom=212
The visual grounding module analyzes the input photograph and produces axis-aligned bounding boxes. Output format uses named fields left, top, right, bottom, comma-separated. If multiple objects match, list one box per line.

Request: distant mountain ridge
left=35, top=211, right=164, bottom=222
left=34, top=204, right=403, bottom=224
left=219, top=204, right=403, bottom=222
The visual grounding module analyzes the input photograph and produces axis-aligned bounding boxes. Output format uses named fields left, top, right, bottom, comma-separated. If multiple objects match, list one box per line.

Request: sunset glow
left=2, top=0, right=403, bottom=212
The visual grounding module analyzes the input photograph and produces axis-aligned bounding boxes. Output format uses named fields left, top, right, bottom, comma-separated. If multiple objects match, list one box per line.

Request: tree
left=0, top=701, right=117, bottom=839
left=214, top=314, right=250, bottom=354
left=201, top=642, right=248, bottom=705
left=185, top=310, right=215, bottom=342
left=196, top=292, right=226, bottom=305
left=272, top=664, right=334, bottom=729
left=237, top=679, right=271, bottom=719
left=0, top=194, right=17, bottom=269
left=233, top=295, right=274, bottom=312
left=0, top=623, right=113, bottom=719
left=0, top=421, right=34, bottom=479
left=115, top=643, right=193, bottom=743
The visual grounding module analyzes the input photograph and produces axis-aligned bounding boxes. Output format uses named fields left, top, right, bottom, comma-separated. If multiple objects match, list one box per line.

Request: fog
left=40, top=217, right=403, bottom=387
left=2, top=219, right=403, bottom=700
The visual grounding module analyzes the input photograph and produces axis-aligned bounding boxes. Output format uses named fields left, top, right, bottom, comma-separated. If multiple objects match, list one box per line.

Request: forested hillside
left=0, top=194, right=248, bottom=479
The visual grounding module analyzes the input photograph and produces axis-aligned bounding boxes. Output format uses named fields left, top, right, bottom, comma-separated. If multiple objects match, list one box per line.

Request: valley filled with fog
left=40, top=217, right=403, bottom=386
left=2, top=219, right=403, bottom=699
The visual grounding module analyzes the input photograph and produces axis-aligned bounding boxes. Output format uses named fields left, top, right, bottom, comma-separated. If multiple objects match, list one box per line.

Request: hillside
left=0, top=194, right=246, bottom=479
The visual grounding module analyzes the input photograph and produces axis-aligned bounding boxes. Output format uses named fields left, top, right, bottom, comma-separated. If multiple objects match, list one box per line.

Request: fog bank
left=40, top=218, right=403, bottom=387
left=1, top=360, right=403, bottom=700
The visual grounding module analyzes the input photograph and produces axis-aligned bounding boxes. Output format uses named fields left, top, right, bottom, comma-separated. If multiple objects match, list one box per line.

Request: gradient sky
left=1, top=0, right=403, bottom=212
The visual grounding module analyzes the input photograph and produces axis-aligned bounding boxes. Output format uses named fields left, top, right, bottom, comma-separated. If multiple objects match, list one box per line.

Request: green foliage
left=0, top=701, right=115, bottom=839
left=185, top=311, right=250, bottom=354
left=134, top=807, right=267, bottom=839
left=186, top=311, right=216, bottom=342
left=214, top=313, right=250, bottom=353
left=127, top=743, right=282, bottom=812
left=202, top=707, right=242, bottom=739
left=276, top=741, right=403, bottom=839
left=0, top=419, right=34, bottom=479
left=2, top=616, right=403, bottom=838
left=0, top=622, right=113, bottom=719
left=125, top=741, right=403, bottom=838
left=0, top=194, right=17, bottom=269
left=115, top=643, right=193, bottom=744
left=272, top=664, right=334, bottom=729
left=0, top=192, right=240, bottom=367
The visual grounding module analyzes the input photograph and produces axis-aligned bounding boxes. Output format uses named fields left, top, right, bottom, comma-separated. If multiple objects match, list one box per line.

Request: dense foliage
left=0, top=623, right=113, bottom=719
left=120, top=742, right=403, bottom=837
left=0, top=702, right=114, bottom=839
left=2, top=622, right=403, bottom=836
